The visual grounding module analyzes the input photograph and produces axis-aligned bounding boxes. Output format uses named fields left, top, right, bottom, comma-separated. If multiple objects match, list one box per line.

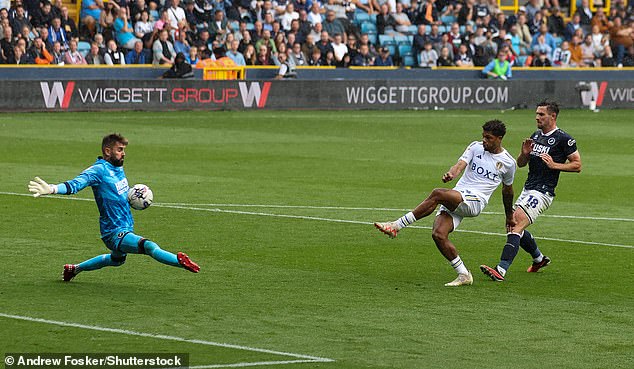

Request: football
left=127, top=184, right=153, bottom=210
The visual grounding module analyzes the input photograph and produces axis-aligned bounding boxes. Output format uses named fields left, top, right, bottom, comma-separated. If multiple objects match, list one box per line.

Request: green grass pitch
left=0, top=110, right=632, bottom=369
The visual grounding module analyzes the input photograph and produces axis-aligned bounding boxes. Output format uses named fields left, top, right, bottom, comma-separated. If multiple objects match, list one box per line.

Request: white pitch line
left=1, top=191, right=632, bottom=249
left=4, top=192, right=632, bottom=222
left=191, top=360, right=325, bottom=369
left=0, top=313, right=334, bottom=366
left=157, top=202, right=634, bottom=223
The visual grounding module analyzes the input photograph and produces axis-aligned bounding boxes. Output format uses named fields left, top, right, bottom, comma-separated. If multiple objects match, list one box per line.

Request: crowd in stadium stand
left=0, top=0, right=632, bottom=71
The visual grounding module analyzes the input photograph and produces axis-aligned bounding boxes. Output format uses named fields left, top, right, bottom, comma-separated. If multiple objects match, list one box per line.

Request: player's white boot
left=444, top=272, right=473, bottom=287
left=374, top=222, right=399, bottom=238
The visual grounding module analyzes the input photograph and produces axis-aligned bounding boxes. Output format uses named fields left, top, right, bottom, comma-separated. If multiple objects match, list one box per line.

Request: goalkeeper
left=28, top=133, right=200, bottom=282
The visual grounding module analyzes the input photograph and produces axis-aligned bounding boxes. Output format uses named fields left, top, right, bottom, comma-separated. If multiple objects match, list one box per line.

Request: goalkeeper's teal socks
left=76, top=254, right=124, bottom=272
left=142, top=240, right=180, bottom=267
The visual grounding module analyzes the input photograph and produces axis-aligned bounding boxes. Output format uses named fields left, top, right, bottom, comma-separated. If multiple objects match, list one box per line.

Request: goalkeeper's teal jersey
left=57, top=158, right=134, bottom=238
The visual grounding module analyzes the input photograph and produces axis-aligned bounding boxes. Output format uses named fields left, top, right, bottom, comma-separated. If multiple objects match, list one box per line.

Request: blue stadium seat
left=402, top=55, right=416, bottom=67
left=366, top=32, right=378, bottom=45
left=407, top=35, right=414, bottom=44
left=441, top=15, right=455, bottom=25
left=460, top=25, right=466, bottom=34
left=554, top=36, right=563, bottom=47
left=518, top=55, right=528, bottom=66
left=246, top=22, right=255, bottom=30
left=78, top=41, right=90, bottom=57
left=355, top=12, right=370, bottom=25
left=398, top=44, right=413, bottom=56
left=361, top=21, right=377, bottom=34
left=370, top=13, right=377, bottom=24
left=385, top=44, right=396, bottom=55
left=438, top=25, right=447, bottom=34
left=379, top=34, right=395, bottom=46
left=407, top=25, right=418, bottom=34
left=394, top=35, right=409, bottom=45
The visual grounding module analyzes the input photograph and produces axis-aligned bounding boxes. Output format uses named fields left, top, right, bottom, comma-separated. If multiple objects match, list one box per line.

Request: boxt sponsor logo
left=40, top=81, right=272, bottom=109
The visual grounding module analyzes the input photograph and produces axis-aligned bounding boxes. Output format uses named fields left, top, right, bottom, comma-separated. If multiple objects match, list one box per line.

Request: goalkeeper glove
left=28, top=177, right=57, bottom=197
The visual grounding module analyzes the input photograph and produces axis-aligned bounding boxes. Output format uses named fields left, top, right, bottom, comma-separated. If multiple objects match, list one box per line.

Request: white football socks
left=395, top=211, right=416, bottom=229
left=450, top=256, right=469, bottom=275
left=533, top=254, right=544, bottom=263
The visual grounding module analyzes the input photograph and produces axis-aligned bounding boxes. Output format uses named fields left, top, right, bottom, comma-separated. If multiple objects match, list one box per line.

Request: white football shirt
left=454, top=141, right=516, bottom=204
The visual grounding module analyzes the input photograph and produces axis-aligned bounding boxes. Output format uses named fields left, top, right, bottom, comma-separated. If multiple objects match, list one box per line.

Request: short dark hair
left=482, top=119, right=506, bottom=137
left=102, top=133, right=128, bottom=153
left=537, top=100, right=559, bottom=118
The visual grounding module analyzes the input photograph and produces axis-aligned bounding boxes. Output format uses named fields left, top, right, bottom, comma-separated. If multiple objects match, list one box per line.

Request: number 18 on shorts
left=515, top=189, right=553, bottom=224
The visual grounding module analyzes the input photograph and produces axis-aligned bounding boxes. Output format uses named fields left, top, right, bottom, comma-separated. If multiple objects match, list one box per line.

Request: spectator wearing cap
left=375, top=46, right=394, bottom=66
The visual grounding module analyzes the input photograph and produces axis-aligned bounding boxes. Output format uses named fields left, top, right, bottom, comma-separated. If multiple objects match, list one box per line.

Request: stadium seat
left=407, top=35, right=414, bottom=44
left=246, top=22, right=255, bottom=30
left=355, top=12, right=370, bottom=25
left=77, top=41, right=90, bottom=57
left=385, top=44, right=396, bottom=55
left=554, top=36, right=563, bottom=47
left=366, top=32, right=378, bottom=45
left=407, top=25, right=418, bottom=34
left=518, top=55, right=528, bottom=66
left=460, top=25, right=466, bottom=34
left=361, top=21, right=377, bottom=34
left=394, top=35, right=409, bottom=45
left=379, top=34, right=395, bottom=46
left=402, top=55, right=416, bottom=67
left=438, top=25, right=447, bottom=34
left=369, top=13, right=377, bottom=24
left=398, top=44, right=413, bottom=56
left=441, top=15, right=455, bottom=25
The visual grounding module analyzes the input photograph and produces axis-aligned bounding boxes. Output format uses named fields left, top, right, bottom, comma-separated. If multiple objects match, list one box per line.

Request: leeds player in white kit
left=374, top=120, right=517, bottom=287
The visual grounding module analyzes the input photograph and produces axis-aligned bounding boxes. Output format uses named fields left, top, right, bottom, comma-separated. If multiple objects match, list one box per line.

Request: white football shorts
left=437, top=190, right=486, bottom=230
left=515, top=189, right=554, bottom=224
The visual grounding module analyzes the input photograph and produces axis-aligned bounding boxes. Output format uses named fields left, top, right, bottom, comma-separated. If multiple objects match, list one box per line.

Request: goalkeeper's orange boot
left=62, top=264, right=77, bottom=282
left=177, top=252, right=200, bottom=273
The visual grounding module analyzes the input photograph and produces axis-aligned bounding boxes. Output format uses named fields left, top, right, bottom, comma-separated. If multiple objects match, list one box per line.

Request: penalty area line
left=0, top=313, right=334, bottom=367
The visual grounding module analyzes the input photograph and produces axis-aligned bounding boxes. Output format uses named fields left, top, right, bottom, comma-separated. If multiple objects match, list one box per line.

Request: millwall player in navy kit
left=481, top=101, right=582, bottom=282
left=374, top=120, right=516, bottom=287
